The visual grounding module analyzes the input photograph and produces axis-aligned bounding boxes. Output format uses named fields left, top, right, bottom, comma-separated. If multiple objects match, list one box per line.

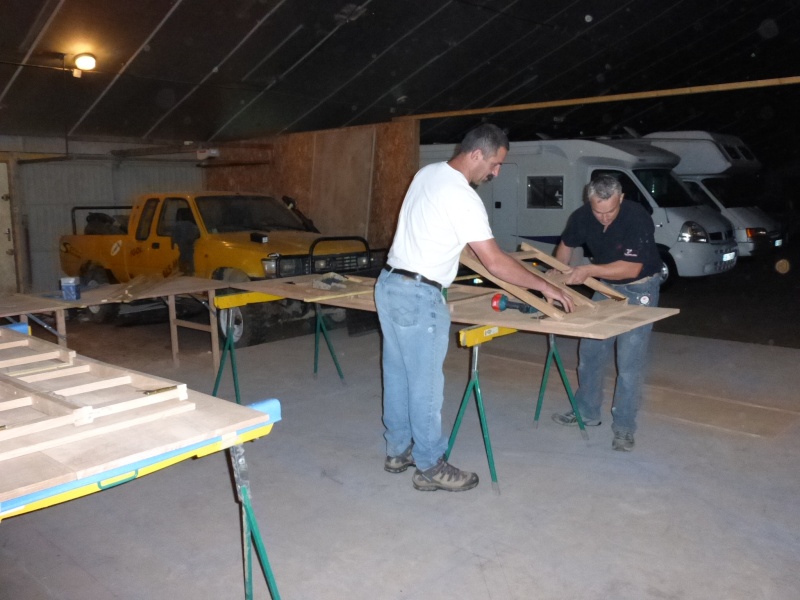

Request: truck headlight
left=357, top=255, right=369, bottom=268
left=678, top=221, right=709, bottom=243
left=314, top=258, right=329, bottom=271
left=263, top=258, right=277, bottom=277
left=262, top=257, right=303, bottom=277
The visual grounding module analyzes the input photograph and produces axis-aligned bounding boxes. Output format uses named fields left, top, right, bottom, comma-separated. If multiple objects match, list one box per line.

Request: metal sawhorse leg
left=447, top=325, right=518, bottom=494
left=211, top=296, right=282, bottom=599
left=533, top=333, right=589, bottom=440
left=313, top=303, right=345, bottom=382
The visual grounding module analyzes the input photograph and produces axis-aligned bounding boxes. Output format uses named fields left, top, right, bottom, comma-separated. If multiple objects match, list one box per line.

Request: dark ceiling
left=2, top=0, right=800, bottom=166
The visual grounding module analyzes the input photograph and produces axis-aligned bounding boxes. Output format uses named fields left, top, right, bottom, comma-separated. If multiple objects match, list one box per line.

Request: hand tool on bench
left=491, top=293, right=540, bottom=315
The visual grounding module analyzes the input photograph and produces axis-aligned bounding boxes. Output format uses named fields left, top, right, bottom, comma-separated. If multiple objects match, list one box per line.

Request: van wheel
left=658, top=249, right=677, bottom=290
left=82, top=267, right=119, bottom=323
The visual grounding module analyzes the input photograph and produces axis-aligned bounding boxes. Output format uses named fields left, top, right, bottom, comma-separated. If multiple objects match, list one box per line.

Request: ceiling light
left=74, top=53, right=96, bottom=71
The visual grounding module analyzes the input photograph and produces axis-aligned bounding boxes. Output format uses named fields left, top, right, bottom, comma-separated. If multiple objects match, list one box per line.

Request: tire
left=215, top=268, right=276, bottom=348
left=81, top=267, right=120, bottom=323
left=657, top=248, right=677, bottom=291
left=218, top=303, right=275, bottom=348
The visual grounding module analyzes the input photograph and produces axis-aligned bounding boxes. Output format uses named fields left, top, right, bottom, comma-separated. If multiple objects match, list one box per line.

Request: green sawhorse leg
left=446, top=344, right=500, bottom=495
left=211, top=307, right=282, bottom=599
left=314, top=303, right=345, bottom=382
left=534, top=333, right=589, bottom=440
left=213, top=309, right=243, bottom=405
left=230, top=443, right=281, bottom=600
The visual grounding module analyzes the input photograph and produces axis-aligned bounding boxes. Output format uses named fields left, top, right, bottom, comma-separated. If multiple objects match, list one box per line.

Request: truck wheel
left=214, top=268, right=273, bottom=348
left=218, top=303, right=273, bottom=348
left=82, top=267, right=120, bottom=323
left=657, top=249, right=677, bottom=291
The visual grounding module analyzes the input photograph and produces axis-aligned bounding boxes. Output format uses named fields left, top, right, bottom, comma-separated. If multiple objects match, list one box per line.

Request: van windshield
left=701, top=176, right=761, bottom=208
left=632, top=169, right=699, bottom=208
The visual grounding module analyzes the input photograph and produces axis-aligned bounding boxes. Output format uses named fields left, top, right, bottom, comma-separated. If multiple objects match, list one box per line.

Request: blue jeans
left=375, top=269, right=449, bottom=471
left=574, top=275, right=660, bottom=435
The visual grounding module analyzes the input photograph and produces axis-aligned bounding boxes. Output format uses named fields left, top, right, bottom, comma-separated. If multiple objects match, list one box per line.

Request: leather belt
left=384, top=266, right=443, bottom=292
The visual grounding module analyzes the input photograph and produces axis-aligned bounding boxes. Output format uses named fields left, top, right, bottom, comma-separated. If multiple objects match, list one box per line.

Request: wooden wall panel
left=205, top=120, right=420, bottom=250
left=309, top=127, right=375, bottom=238
left=370, top=120, right=419, bottom=250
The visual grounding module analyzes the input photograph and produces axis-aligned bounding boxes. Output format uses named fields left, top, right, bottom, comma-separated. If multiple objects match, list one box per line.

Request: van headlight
left=678, top=221, right=709, bottom=243
left=745, top=227, right=767, bottom=240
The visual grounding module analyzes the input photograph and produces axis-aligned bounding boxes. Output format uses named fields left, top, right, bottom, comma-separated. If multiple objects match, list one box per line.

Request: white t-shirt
left=387, top=162, right=493, bottom=287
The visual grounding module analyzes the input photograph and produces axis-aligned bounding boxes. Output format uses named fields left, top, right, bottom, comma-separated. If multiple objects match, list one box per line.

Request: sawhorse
left=447, top=325, right=590, bottom=492
left=212, top=294, right=285, bottom=599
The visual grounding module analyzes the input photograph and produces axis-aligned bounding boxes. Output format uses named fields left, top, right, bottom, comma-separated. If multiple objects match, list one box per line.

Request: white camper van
left=643, top=131, right=785, bottom=257
left=419, top=138, right=738, bottom=287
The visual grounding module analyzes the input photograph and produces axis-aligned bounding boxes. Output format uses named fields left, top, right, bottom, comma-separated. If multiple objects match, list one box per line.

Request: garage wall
left=19, top=159, right=202, bottom=292
left=205, top=120, right=419, bottom=250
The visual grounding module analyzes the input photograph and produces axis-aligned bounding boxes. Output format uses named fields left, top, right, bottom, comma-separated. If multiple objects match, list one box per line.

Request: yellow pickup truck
left=59, top=191, right=381, bottom=346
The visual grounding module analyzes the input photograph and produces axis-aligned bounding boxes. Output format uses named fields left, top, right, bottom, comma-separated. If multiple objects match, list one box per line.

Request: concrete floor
left=1, top=319, right=799, bottom=600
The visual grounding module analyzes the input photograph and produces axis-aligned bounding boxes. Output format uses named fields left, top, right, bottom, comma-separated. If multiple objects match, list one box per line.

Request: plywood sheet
left=236, top=274, right=376, bottom=303
left=0, top=330, right=277, bottom=507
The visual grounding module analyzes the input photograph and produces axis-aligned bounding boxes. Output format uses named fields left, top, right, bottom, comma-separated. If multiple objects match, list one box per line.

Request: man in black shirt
left=552, top=174, right=662, bottom=451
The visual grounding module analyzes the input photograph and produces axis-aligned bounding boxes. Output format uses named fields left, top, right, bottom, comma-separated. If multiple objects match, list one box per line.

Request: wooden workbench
left=0, top=276, right=232, bottom=368
left=0, top=326, right=280, bottom=519
left=234, top=274, right=679, bottom=340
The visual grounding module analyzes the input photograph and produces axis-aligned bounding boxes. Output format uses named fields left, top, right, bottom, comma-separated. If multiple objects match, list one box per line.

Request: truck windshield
left=196, top=195, right=306, bottom=233
left=702, top=176, right=761, bottom=208
left=632, top=169, right=699, bottom=208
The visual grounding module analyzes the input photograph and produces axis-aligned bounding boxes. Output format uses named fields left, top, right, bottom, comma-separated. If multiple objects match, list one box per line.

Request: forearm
left=579, top=260, right=643, bottom=281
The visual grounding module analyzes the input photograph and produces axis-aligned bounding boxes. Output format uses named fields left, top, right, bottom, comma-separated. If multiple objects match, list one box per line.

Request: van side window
left=527, top=176, right=563, bottom=209
left=592, top=170, right=652, bottom=214
left=135, top=198, right=159, bottom=241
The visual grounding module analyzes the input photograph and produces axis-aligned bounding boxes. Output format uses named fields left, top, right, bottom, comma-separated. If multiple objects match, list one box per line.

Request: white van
left=642, top=131, right=785, bottom=257
left=420, top=138, right=738, bottom=287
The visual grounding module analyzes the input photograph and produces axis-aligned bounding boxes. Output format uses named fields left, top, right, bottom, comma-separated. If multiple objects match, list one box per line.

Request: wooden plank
left=236, top=274, right=375, bottom=303
left=448, top=292, right=678, bottom=339
left=458, top=247, right=567, bottom=320
left=515, top=243, right=627, bottom=301
left=0, top=399, right=196, bottom=463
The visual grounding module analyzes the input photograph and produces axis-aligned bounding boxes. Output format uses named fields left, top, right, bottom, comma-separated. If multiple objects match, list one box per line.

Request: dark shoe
left=551, top=410, right=601, bottom=427
left=384, top=443, right=415, bottom=473
left=411, top=458, right=479, bottom=492
left=612, top=431, right=635, bottom=451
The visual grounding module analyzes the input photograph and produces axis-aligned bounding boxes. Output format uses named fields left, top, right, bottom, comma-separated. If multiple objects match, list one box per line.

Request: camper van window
left=683, top=181, right=720, bottom=211
left=703, top=176, right=760, bottom=209
left=632, top=169, right=697, bottom=209
left=526, top=176, right=564, bottom=209
left=723, top=145, right=742, bottom=160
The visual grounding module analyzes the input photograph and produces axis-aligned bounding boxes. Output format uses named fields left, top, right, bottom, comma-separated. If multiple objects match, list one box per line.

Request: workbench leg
left=208, top=289, right=221, bottom=372
left=55, top=309, right=67, bottom=347
left=168, top=295, right=179, bottom=368
left=446, top=346, right=500, bottom=494
left=230, top=444, right=281, bottom=600
left=314, top=303, right=344, bottom=382
left=534, top=334, right=588, bottom=440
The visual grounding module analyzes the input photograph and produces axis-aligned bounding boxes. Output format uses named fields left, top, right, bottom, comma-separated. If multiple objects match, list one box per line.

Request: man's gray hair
left=458, top=124, right=509, bottom=158
left=586, top=174, right=623, bottom=200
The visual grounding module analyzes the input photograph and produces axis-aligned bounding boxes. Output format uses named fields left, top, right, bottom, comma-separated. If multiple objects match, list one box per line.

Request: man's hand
left=562, top=265, right=592, bottom=286
left=542, top=284, right=575, bottom=313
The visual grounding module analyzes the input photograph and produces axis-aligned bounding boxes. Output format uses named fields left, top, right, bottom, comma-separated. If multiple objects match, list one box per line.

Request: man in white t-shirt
left=376, top=124, right=574, bottom=492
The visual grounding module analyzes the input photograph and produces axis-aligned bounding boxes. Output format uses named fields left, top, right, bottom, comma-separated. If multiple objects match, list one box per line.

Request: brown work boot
left=384, top=443, right=415, bottom=473
left=411, top=458, right=479, bottom=492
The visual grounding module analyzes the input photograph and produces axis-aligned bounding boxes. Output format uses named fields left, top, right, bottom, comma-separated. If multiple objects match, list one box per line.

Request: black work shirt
left=560, top=201, right=661, bottom=284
